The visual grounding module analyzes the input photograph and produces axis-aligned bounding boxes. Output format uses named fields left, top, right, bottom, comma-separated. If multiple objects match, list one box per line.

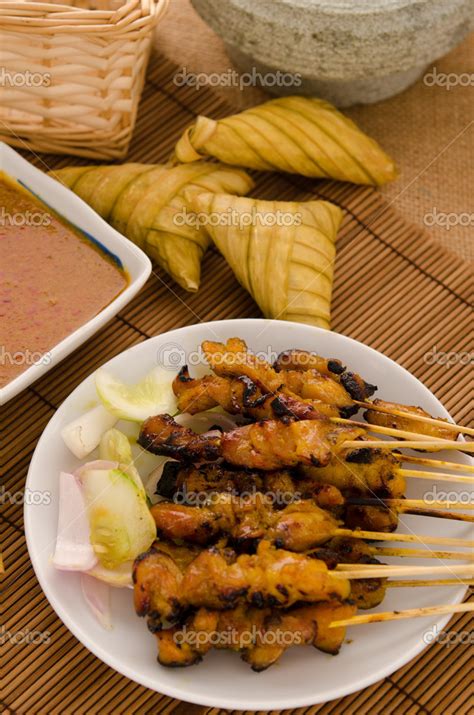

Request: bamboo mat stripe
left=2, top=52, right=473, bottom=714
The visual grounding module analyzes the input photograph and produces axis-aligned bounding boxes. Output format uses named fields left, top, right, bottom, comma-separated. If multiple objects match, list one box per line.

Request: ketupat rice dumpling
left=175, top=96, right=397, bottom=186
left=186, top=191, right=343, bottom=329
left=51, top=162, right=254, bottom=292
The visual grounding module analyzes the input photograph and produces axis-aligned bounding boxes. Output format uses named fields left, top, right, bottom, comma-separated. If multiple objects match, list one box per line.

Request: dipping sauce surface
left=0, top=174, right=128, bottom=387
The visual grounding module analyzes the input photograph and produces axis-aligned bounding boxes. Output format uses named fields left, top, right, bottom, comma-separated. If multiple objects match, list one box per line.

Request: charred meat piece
left=322, top=537, right=387, bottom=610
left=173, top=367, right=339, bottom=419
left=133, top=543, right=184, bottom=624
left=202, top=337, right=282, bottom=392
left=151, top=494, right=342, bottom=551
left=299, top=445, right=404, bottom=532
left=274, top=348, right=377, bottom=400
left=138, top=414, right=221, bottom=462
left=154, top=599, right=356, bottom=669
left=340, top=371, right=377, bottom=401
left=133, top=540, right=351, bottom=623
left=274, top=349, right=346, bottom=376
left=139, top=415, right=365, bottom=470
left=277, top=369, right=358, bottom=417
left=364, top=398, right=455, bottom=441
left=300, top=446, right=405, bottom=497
left=181, top=540, right=351, bottom=610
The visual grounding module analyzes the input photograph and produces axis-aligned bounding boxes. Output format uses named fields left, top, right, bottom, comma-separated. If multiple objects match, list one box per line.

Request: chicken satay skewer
left=353, top=399, right=474, bottom=438
left=330, top=601, right=474, bottom=627
left=151, top=499, right=474, bottom=549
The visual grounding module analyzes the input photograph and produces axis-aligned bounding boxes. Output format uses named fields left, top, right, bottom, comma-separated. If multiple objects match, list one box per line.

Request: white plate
left=25, top=319, right=472, bottom=710
left=0, top=143, right=151, bottom=404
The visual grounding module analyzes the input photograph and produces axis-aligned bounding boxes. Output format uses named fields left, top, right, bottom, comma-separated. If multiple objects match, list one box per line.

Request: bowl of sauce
left=0, top=143, right=151, bottom=403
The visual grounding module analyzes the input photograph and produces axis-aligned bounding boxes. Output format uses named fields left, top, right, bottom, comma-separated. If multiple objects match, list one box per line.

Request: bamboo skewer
left=399, top=469, right=474, bottom=485
left=347, top=498, right=474, bottom=510
left=399, top=455, right=474, bottom=473
left=398, top=509, right=473, bottom=523
left=334, top=528, right=473, bottom=548
left=353, top=400, right=474, bottom=438
left=330, top=602, right=474, bottom=627
left=333, top=417, right=453, bottom=444
left=345, top=498, right=474, bottom=523
left=334, top=564, right=474, bottom=578
left=370, top=546, right=474, bottom=561
left=342, top=440, right=474, bottom=452
left=387, top=579, right=474, bottom=588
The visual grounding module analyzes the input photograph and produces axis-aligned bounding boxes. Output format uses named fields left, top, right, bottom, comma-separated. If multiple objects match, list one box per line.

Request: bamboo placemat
left=2, top=53, right=473, bottom=715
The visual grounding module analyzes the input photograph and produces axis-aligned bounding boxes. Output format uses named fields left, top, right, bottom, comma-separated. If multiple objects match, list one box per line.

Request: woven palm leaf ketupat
left=187, top=192, right=342, bottom=329
left=52, top=162, right=254, bottom=291
left=174, top=96, right=398, bottom=185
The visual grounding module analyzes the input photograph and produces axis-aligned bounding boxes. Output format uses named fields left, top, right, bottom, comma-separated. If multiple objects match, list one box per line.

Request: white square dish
left=0, top=143, right=152, bottom=404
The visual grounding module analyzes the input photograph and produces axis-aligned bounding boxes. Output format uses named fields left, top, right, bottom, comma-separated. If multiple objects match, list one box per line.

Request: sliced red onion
left=52, top=471, right=97, bottom=571
left=81, top=573, right=112, bottom=630
left=74, top=460, right=118, bottom=482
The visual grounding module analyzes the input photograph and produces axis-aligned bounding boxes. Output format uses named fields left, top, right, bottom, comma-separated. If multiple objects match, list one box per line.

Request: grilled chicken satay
left=273, top=348, right=377, bottom=401
left=153, top=449, right=402, bottom=534
left=172, top=368, right=340, bottom=419
left=138, top=414, right=365, bottom=469
left=201, top=338, right=366, bottom=416
left=151, top=493, right=342, bottom=551
left=154, top=599, right=356, bottom=670
left=364, top=398, right=456, bottom=441
left=300, top=444, right=406, bottom=531
left=313, top=537, right=387, bottom=610
left=155, top=461, right=343, bottom=510
left=150, top=500, right=387, bottom=610
left=134, top=540, right=351, bottom=626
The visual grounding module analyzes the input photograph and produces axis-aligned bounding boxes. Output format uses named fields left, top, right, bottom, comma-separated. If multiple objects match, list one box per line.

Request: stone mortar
left=191, top=0, right=473, bottom=106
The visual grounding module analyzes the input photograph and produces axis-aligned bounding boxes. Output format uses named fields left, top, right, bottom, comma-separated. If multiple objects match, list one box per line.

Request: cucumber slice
left=99, top=428, right=133, bottom=465
left=79, top=467, right=155, bottom=569
left=95, top=366, right=177, bottom=422
left=99, top=428, right=147, bottom=499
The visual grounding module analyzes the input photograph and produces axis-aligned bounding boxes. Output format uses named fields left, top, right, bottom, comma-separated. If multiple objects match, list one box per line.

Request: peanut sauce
left=0, top=174, right=128, bottom=387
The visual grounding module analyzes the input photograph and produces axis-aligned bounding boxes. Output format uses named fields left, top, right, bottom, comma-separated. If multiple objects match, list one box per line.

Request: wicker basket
left=0, top=0, right=168, bottom=159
